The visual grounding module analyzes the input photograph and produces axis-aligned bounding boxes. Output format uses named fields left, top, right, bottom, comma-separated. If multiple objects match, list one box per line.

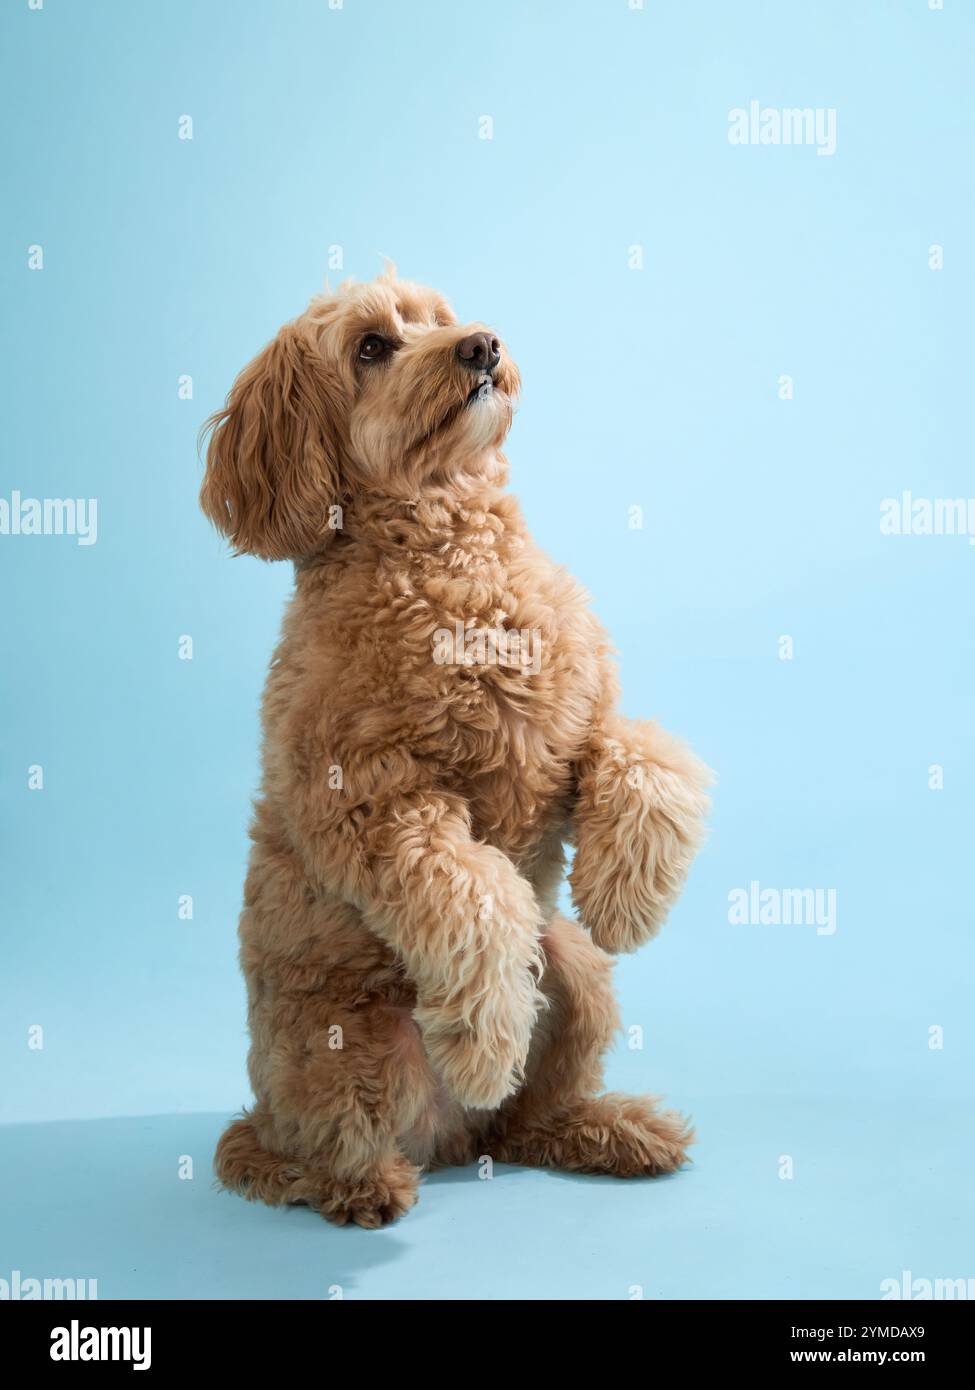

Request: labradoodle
left=202, top=269, right=711, bottom=1228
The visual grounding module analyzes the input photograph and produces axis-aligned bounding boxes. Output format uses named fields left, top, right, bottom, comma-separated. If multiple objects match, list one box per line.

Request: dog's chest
left=391, top=555, right=604, bottom=808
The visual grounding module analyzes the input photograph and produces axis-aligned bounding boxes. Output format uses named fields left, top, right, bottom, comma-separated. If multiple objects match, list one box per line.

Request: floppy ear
left=200, top=321, right=346, bottom=561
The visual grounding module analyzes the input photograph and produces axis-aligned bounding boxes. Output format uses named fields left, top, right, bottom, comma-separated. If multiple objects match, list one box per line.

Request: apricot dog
left=203, top=269, right=711, bottom=1228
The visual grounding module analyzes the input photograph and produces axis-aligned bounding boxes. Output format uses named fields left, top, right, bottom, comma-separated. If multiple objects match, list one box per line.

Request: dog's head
left=200, top=269, right=520, bottom=560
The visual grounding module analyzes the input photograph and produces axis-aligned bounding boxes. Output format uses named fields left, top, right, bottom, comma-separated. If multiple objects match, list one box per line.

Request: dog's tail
left=214, top=1111, right=322, bottom=1207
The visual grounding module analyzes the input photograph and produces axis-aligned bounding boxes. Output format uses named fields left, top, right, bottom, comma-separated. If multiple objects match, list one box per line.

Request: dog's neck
left=339, top=452, right=526, bottom=564
left=296, top=459, right=530, bottom=628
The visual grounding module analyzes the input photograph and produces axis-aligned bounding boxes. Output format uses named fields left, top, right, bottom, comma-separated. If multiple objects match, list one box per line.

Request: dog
left=202, top=268, right=711, bottom=1228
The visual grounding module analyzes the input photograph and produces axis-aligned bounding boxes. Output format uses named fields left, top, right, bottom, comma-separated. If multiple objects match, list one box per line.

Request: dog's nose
left=456, top=332, right=501, bottom=373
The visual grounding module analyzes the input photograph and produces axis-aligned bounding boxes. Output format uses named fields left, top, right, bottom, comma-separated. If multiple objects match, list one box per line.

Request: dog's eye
left=358, top=334, right=391, bottom=363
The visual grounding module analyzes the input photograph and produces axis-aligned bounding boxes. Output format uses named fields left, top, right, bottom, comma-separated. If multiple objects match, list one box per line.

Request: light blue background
left=2, top=0, right=972, bottom=1299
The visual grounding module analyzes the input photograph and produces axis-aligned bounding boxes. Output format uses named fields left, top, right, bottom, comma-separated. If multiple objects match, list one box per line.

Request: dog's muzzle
left=455, top=331, right=502, bottom=405
left=456, top=331, right=501, bottom=374
left=466, top=373, right=495, bottom=404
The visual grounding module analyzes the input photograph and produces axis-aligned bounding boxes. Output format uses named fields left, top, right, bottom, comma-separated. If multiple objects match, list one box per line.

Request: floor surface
left=2, top=1097, right=970, bottom=1300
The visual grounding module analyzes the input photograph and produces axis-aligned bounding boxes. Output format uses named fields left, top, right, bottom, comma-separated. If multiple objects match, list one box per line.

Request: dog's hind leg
left=214, top=1106, right=420, bottom=1229
left=215, top=1001, right=438, bottom=1228
left=483, top=915, right=693, bottom=1177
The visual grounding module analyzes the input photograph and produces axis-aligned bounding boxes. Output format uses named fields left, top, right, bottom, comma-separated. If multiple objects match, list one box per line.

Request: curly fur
left=203, top=269, right=712, bottom=1228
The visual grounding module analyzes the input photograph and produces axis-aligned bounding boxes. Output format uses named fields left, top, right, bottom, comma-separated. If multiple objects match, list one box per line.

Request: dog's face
left=200, top=272, right=520, bottom=561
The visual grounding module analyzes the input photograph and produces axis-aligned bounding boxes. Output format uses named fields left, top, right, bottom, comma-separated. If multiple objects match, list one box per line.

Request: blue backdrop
left=2, top=0, right=972, bottom=1300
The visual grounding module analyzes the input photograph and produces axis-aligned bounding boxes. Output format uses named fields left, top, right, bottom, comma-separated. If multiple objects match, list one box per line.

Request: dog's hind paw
left=492, top=1093, right=694, bottom=1177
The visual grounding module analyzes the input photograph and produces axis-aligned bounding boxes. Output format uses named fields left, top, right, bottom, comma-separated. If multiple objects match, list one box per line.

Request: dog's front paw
left=571, top=721, right=712, bottom=953
left=418, top=1018, right=524, bottom=1111
left=415, top=982, right=543, bottom=1111
left=314, top=1155, right=420, bottom=1229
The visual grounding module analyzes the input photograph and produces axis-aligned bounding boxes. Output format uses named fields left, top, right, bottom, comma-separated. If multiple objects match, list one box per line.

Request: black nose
left=456, top=332, right=501, bottom=373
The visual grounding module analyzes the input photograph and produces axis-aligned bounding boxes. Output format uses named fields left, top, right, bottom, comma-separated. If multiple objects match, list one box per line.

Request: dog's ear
left=200, top=322, right=346, bottom=561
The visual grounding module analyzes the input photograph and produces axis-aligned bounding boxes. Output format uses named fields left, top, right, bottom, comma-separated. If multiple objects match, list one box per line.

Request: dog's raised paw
left=416, top=1014, right=526, bottom=1112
